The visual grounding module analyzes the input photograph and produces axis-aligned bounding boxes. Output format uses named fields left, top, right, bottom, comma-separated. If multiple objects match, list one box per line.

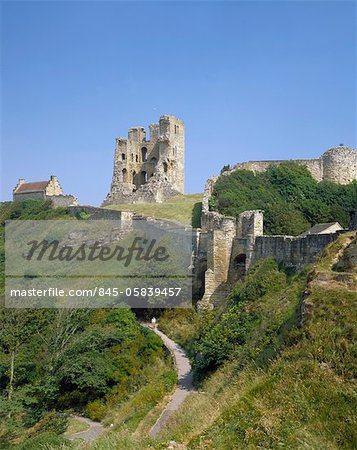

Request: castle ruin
left=103, top=115, right=185, bottom=205
left=195, top=145, right=357, bottom=307
left=227, top=145, right=357, bottom=184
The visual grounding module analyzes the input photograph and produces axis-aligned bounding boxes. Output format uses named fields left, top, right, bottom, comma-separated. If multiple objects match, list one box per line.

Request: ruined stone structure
left=196, top=202, right=348, bottom=308
left=13, top=176, right=78, bottom=207
left=194, top=146, right=357, bottom=307
left=228, top=146, right=357, bottom=184
left=103, top=115, right=185, bottom=205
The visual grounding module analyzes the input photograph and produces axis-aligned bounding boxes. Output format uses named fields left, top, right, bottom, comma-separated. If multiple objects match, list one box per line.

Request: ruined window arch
left=121, top=153, right=126, bottom=161
left=150, top=156, right=157, bottom=164
left=141, top=147, right=148, bottom=162
left=140, top=171, right=147, bottom=184
left=132, top=171, right=137, bottom=185
left=234, top=254, right=246, bottom=278
left=122, top=168, right=128, bottom=182
left=136, top=155, right=139, bottom=162
left=163, top=162, right=168, bottom=173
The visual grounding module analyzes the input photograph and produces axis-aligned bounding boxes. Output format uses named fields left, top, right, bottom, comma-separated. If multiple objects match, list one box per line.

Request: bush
left=193, top=259, right=301, bottom=379
left=86, top=400, right=106, bottom=421
left=18, top=432, right=72, bottom=450
left=29, top=411, right=69, bottom=436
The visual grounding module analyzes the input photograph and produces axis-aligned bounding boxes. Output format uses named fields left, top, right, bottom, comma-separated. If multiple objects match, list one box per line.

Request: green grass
left=64, top=417, right=90, bottom=435
left=103, top=194, right=203, bottom=227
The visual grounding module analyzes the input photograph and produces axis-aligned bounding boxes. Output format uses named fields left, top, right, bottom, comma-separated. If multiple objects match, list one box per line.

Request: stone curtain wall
left=253, top=233, right=342, bottom=270
left=228, top=146, right=356, bottom=184
left=67, top=206, right=133, bottom=221
left=48, top=195, right=78, bottom=208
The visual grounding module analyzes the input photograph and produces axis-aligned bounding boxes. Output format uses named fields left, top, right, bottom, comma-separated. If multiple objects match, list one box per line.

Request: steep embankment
left=157, top=233, right=356, bottom=449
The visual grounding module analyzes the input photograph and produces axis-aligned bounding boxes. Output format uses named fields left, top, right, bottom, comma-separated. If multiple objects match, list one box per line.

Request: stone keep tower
left=103, top=115, right=185, bottom=205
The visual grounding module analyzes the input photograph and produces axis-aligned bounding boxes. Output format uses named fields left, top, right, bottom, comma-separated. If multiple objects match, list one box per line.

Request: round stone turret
left=322, top=146, right=357, bottom=184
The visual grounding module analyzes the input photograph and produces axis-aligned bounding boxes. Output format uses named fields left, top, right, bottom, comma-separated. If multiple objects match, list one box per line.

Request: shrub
left=29, top=411, right=69, bottom=436
left=86, top=400, right=106, bottom=421
left=18, top=432, right=71, bottom=450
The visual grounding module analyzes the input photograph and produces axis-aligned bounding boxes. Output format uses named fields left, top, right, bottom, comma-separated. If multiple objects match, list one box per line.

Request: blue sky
left=1, top=1, right=356, bottom=205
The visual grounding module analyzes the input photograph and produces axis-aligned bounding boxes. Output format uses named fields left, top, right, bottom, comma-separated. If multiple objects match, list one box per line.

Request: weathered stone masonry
left=103, top=115, right=185, bottom=205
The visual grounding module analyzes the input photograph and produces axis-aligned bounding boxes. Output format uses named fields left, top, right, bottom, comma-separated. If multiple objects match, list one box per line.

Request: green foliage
left=213, top=163, right=357, bottom=235
left=29, top=410, right=69, bottom=436
left=192, top=259, right=303, bottom=379
left=187, top=241, right=357, bottom=450
left=17, top=431, right=72, bottom=450
left=76, top=210, right=90, bottom=220
left=86, top=400, right=107, bottom=421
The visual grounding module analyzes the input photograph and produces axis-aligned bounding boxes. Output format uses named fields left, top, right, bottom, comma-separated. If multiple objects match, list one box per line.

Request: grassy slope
left=103, top=194, right=203, bottom=226
left=67, top=233, right=356, bottom=450
left=160, top=233, right=356, bottom=449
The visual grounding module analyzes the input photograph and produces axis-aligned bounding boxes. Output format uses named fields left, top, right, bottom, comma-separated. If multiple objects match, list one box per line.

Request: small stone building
left=13, top=176, right=78, bottom=206
left=299, top=222, right=343, bottom=237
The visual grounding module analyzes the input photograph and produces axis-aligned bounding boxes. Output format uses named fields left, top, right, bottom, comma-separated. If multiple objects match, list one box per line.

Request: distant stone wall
left=67, top=206, right=133, bottom=222
left=47, top=195, right=78, bottom=208
left=228, top=146, right=356, bottom=185
left=233, top=158, right=323, bottom=181
left=253, top=233, right=341, bottom=270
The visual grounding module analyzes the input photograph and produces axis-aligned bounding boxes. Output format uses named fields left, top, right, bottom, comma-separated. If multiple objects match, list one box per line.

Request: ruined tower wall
left=103, top=115, right=185, bottom=205
left=322, top=147, right=357, bottom=184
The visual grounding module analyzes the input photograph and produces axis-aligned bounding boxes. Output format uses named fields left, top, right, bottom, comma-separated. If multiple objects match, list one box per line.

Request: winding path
left=65, top=326, right=193, bottom=442
left=142, top=324, right=194, bottom=437
left=66, top=415, right=105, bottom=442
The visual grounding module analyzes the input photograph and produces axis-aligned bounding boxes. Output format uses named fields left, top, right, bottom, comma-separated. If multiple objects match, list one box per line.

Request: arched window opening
left=122, top=168, right=128, bottom=183
left=121, top=153, right=126, bottom=161
left=136, top=155, right=139, bottom=162
left=140, top=171, right=147, bottom=184
left=150, top=156, right=157, bottom=164
left=163, top=162, right=168, bottom=173
left=141, top=147, right=148, bottom=162
left=132, top=171, right=137, bottom=185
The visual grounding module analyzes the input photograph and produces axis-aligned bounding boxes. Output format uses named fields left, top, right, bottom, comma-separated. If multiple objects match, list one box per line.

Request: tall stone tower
left=103, top=115, right=185, bottom=205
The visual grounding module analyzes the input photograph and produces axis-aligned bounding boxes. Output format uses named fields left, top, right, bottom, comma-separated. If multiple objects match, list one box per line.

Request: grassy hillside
left=45, top=233, right=355, bottom=450
left=103, top=194, right=203, bottom=227
left=1, top=201, right=355, bottom=449
left=156, top=233, right=357, bottom=449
